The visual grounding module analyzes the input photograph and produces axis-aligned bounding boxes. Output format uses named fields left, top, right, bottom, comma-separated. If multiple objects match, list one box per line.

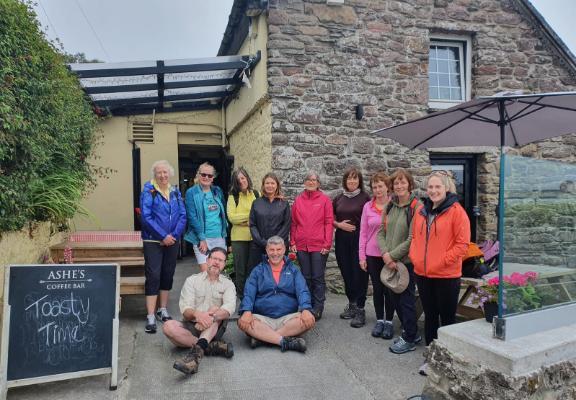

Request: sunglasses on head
left=431, top=170, right=451, bottom=177
left=200, top=173, right=214, bottom=178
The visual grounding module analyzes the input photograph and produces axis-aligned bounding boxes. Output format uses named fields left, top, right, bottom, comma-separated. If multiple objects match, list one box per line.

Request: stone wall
left=0, top=222, right=65, bottom=335
left=266, top=0, right=576, bottom=241
left=424, top=340, right=576, bottom=400
left=228, top=98, right=273, bottom=183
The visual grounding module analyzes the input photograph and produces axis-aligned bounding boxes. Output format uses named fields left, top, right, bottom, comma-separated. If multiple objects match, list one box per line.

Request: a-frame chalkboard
left=1, top=264, right=119, bottom=398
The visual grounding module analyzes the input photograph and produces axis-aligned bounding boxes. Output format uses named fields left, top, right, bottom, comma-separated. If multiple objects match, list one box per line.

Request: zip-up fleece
left=140, top=181, right=187, bottom=241
left=358, top=200, right=384, bottom=260
left=409, top=193, right=470, bottom=278
left=377, top=193, right=420, bottom=264
left=184, top=184, right=227, bottom=245
left=290, top=190, right=334, bottom=252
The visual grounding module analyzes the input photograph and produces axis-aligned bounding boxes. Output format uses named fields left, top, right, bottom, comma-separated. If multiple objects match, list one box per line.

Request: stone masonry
left=266, top=0, right=576, bottom=248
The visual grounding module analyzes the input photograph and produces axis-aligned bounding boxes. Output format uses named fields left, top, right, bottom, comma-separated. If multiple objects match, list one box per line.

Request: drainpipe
left=221, top=102, right=226, bottom=148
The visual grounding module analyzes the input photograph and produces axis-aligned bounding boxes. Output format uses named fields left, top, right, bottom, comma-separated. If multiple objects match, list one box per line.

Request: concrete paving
left=8, top=258, right=426, bottom=400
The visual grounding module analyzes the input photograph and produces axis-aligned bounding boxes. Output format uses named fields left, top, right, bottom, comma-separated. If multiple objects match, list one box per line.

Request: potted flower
left=468, top=271, right=541, bottom=322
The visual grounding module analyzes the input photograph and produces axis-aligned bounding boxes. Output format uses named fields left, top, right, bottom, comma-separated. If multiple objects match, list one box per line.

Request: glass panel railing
left=500, top=154, right=576, bottom=317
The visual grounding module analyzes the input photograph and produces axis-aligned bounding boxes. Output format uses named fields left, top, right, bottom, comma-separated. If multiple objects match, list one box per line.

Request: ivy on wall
left=0, top=0, right=98, bottom=231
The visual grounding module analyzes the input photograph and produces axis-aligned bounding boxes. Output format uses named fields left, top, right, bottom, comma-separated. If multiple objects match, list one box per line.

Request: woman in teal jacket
left=184, top=162, right=227, bottom=272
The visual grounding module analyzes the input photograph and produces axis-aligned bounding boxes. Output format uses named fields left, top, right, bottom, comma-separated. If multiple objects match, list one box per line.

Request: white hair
left=150, top=160, right=175, bottom=179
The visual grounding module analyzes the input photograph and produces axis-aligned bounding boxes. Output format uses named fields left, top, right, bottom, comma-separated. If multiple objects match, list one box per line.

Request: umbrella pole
left=497, top=101, right=506, bottom=319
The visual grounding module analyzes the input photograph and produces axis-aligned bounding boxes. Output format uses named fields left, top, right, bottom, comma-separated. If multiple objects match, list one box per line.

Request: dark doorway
left=430, top=154, right=478, bottom=241
left=132, top=147, right=142, bottom=231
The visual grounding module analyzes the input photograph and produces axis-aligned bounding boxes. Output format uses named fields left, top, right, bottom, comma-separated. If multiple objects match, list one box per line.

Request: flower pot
left=483, top=301, right=498, bottom=323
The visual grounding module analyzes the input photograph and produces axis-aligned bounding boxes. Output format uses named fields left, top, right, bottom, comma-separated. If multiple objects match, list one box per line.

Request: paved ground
left=8, top=258, right=427, bottom=400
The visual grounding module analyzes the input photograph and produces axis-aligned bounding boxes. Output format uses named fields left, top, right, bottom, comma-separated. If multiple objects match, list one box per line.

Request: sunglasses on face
left=200, top=173, right=214, bottom=178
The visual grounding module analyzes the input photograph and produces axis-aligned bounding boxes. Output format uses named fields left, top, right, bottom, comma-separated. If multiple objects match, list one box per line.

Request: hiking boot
left=350, top=308, right=366, bottom=328
left=156, top=308, right=172, bottom=323
left=280, top=337, right=306, bottom=353
left=371, top=321, right=385, bottom=337
left=205, top=340, right=234, bottom=358
left=173, top=345, right=204, bottom=375
left=382, top=321, right=394, bottom=339
left=250, top=337, right=263, bottom=349
left=339, top=303, right=357, bottom=319
left=389, top=336, right=416, bottom=354
left=311, top=308, right=323, bottom=321
left=145, top=315, right=156, bottom=334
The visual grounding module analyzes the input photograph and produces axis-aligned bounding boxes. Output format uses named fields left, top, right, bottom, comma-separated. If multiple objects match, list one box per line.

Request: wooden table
left=457, top=262, right=576, bottom=319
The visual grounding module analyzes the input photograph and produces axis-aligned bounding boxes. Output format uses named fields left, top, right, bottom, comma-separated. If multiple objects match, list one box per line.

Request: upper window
left=428, top=36, right=472, bottom=110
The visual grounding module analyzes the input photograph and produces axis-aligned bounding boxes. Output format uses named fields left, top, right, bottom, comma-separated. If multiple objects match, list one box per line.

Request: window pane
left=447, top=47, right=458, bottom=60
left=450, top=60, right=460, bottom=74
left=429, top=47, right=436, bottom=58
left=429, top=72, right=439, bottom=86
left=438, top=60, right=449, bottom=73
left=437, top=47, right=450, bottom=60
left=429, top=87, right=439, bottom=99
left=438, top=73, right=450, bottom=86
left=449, top=73, right=461, bottom=87
left=429, top=59, right=437, bottom=73
left=451, top=88, right=462, bottom=100
left=439, top=87, right=451, bottom=99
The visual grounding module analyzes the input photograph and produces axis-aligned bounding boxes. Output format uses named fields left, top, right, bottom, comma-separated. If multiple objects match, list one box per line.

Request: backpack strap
left=406, top=197, right=418, bottom=226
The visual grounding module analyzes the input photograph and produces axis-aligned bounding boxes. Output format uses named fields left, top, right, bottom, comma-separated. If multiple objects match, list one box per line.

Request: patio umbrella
left=372, top=91, right=576, bottom=318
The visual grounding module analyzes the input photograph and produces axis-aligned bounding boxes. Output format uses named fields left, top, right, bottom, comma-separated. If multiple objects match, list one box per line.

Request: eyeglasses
left=200, top=173, right=214, bottom=178
left=305, top=178, right=318, bottom=182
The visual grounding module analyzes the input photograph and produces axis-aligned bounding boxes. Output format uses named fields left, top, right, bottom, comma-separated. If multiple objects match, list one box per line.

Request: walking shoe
left=350, top=307, right=366, bottom=328
left=419, top=362, right=428, bottom=376
left=339, top=303, right=357, bottom=319
left=173, top=345, right=204, bottom=375
left=280, top=337, right=307, bottom=353
left=156, top=308, right=172, bottom=323
left=250, top=337, right=263, bottom=349
left=382, top=321, right=394, bottom=339
left=394, top=334, right=422, bottom=345
left=205, top=340, right=234, bottom=358
left=145, top=315, right=156, bottom=334
left=389, top=336, right=416, bottom=354
left=371, top=321, right=385, bottom=337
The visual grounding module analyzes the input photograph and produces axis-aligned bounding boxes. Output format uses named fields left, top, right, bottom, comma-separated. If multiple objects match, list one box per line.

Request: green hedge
left=0, top=0, right=97, bottom=231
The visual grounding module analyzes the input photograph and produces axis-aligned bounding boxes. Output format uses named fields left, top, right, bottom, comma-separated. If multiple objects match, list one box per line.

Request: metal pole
left=497, top=101, right=506, bottom=319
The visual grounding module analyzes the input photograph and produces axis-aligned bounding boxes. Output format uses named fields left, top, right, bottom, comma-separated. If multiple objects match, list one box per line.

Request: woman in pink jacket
left=290, top=171, right=334, bottom=320
left=359, top=172, right=392, bottom=337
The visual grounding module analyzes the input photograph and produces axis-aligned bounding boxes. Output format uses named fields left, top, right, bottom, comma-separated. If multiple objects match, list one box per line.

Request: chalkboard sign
left=1, top=264, right=119, bottom=396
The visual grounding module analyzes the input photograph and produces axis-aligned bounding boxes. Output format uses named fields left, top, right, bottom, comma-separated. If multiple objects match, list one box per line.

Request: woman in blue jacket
left=184, top=162, right=228, bottom=272
left=140, top=160, right=187, bottom=334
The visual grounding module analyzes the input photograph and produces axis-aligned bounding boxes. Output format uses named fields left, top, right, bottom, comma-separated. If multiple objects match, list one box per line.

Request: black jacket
left=249, top=197, right=291, bottom=248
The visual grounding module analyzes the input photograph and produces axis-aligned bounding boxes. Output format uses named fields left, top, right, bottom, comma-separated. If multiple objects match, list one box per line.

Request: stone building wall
left=228, top=99, right=273, bottom=182
left=266, top=0, right=576, bottom=246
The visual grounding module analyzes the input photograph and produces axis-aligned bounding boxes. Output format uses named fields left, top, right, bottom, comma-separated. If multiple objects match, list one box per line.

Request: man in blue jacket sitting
left=238, top=236, right=315, bottom=352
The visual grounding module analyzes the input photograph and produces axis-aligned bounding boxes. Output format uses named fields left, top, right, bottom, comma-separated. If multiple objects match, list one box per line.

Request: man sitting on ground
left=238, top=236, right=315, bottom=352
left=163, top=247, right=236, bottom=375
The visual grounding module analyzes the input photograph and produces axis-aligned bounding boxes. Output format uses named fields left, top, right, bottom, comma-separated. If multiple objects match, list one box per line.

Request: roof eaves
left=515, top=0, right=576, bottom=77
left=218, top=0, right=248, bottom=56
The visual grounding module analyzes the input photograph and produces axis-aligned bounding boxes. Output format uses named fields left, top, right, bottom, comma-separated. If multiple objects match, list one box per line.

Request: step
left=120, top=276, right=146, bottom=295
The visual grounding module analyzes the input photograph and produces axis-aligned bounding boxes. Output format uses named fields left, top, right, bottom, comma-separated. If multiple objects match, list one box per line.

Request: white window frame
left=428, top=34, right=472, bottom=110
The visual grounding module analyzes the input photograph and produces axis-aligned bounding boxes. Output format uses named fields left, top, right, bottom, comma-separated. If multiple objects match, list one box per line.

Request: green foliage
left=506, top=202, right=576, bottom=228
left=0, top=0, right=98, bottom=231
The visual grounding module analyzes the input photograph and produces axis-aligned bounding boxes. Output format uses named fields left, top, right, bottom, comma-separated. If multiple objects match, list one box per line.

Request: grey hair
left=427, top=171, right=457, bottom=194
left=150, top=160, right=175, bottom=179
left=304, top=170, right=321, bottom=185
left=266, top=235, right=286, bottom=247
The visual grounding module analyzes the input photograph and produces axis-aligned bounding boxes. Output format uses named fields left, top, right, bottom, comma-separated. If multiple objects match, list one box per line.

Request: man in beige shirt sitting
left=163, top=247, right=236, bottom=375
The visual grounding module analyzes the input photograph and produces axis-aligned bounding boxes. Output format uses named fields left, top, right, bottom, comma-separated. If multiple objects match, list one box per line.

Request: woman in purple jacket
left=359, top=172, right=392, bottom=337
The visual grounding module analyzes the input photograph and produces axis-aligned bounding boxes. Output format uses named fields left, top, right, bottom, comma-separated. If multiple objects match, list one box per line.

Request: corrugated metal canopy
left=69, top=53, right=260, bottom=116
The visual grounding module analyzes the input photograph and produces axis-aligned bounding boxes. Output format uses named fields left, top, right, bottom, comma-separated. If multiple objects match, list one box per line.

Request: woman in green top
left=377, top=168, right=422, bottom=354
left=227, top=167, right=259, bottom=297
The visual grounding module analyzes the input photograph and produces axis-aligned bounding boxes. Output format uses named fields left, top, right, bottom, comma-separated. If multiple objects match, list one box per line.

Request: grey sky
left=33, top=0, right=575, bottom=62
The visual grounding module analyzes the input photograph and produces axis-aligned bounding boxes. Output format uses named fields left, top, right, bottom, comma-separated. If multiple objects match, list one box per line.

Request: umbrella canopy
left=372, top=91, right=576, bottom=149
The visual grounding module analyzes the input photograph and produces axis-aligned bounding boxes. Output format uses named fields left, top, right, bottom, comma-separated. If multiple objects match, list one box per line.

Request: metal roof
left=69, top=53, right=261, bottom=116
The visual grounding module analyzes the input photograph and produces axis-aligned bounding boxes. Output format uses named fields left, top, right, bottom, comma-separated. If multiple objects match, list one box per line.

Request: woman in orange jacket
left=409, top=171, right=470, bottom=374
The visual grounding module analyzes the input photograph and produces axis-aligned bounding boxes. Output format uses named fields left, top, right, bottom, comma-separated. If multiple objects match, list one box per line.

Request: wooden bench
left=50, top=239, right=146, bottom=296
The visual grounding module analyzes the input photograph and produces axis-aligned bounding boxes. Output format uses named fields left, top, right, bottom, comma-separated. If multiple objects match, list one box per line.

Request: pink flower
left=524, top=271, right=538, bottom=282
left=487, top=277, right=499, bottom=286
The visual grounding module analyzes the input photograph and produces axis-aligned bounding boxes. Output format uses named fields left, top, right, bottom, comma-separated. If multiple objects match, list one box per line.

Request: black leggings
left=415, top=275, right=461, bottom=346
left=366, top=256, right=395, bottom=320
left=144, top=241, right=179, bottom=296
left=335, top=230, right=368, bottom=308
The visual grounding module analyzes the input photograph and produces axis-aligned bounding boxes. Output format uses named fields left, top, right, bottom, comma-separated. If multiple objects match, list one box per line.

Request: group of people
left=139, top=160, right=471, bottom=376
